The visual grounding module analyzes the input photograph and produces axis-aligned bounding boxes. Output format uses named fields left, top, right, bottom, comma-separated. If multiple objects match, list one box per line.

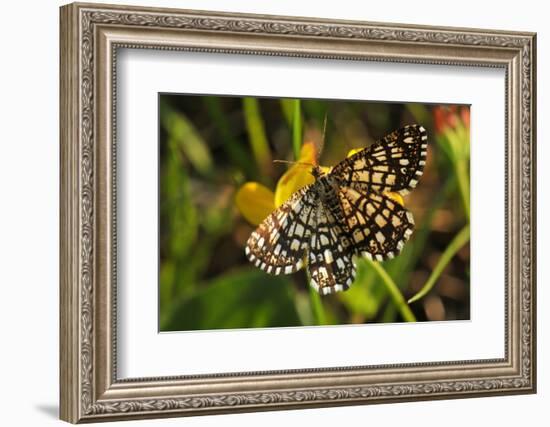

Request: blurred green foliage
left=162, top=269, right=300, bottom=331
left=159, top=95, right=470, bottom=331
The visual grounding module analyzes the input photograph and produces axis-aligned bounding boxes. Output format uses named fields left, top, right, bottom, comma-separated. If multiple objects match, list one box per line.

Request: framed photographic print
left=60, top=2, right=536, bottom=423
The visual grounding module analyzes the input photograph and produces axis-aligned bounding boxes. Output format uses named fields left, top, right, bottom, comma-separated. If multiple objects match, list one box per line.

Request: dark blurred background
left=159, top=94, right=470, bottom=331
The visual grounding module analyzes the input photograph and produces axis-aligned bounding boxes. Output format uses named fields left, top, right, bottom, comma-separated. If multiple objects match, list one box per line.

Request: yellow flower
left=236, top=140, right=327, bottom=225
left=235, top=182, right=276, bottom=226
left=236, top=143, right=403, bottom=227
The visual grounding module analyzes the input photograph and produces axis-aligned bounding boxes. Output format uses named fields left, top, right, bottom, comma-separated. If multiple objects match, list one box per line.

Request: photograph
left=158, top=94, right=471, bottom=331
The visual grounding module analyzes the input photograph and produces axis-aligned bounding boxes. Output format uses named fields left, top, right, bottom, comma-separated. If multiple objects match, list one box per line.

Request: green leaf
left=161, top=159, right=198, bottom=260
left=338, top=259, right=380, bottom=319
left=161, top=269, right=301, bottom=331
left=408, top=224, right=470, bottom=304
left=159, top=138, right=199, bottom=309
left=405, top=103, right=432, bottom=127
left=292, top=99, right=302, bottom=160
left=159, top=260, right=176, bottom=316
left=365, top=258, right=417, bottom=322
left=160, top=100, right=214, bottom=177
left=308, top=283, right=328, bottom=325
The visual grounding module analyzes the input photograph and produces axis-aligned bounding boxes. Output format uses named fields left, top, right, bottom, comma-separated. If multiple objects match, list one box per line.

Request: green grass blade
left=366, top=258, right=416, bottom=322
left=302, top=261, right=328, bottom=325
left=435, top=126, right=471, bottom=222
left=203, top=96, right=256, bottom=178
left=456, top=160, right=470, bottom=220
left=408, top=224, right=470, bottom=304
left=337, top=258, right=380, bottom=320
left=292, top=288, right=316, bottom=326
left=308, top=284, right=328, bottom=325
left=242, top=97, right=272, bottom=174
left=279, top=98, right=295, bottom=127
left=292, top=99, right=302, bottom=160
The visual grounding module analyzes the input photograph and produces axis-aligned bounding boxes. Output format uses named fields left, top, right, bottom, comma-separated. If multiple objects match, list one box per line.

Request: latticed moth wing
left=331, top=124, right=428, bottom=195
left=337, top=186, right=415, bottom=261
left=307, top=205, right=356, bottom=295
left=245, top=185, right=318, bottom=275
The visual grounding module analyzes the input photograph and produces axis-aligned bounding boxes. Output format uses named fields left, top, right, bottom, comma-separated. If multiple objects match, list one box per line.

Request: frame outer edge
left=59, top=2, right=537, bottom=422
left=529, top=33, right=537, bottom=393
left=68, top=1, right=537, bottom=37
left=60, top=3, right=81, bottom=424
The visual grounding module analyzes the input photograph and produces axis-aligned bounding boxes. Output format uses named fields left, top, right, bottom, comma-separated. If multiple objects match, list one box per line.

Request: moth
left=245, top=124, right=428, bottom=295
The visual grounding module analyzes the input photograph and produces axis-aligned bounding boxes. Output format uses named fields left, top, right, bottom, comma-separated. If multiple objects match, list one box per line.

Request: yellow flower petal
left=385, top=192, right=404, bottom=206
left=299, top=139, right=318, bottom=164
left=235, top=182, right=276, bottom=225
left=274, top=141, right=318, bottom=207
left=274, top=164, right=315, bottom=208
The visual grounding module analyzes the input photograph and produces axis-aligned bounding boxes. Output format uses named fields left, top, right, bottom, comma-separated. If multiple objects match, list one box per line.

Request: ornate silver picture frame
left=60, top=2, right=536, bottom=423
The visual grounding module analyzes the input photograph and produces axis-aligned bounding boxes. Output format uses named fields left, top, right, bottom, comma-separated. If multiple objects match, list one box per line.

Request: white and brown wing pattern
left=332, top=124, right=427, bottom=195
left=307, top=204, right=356, bottom=295
left=245, top=185, right=317, bottom=275
left=337, top=186, right=414, bottom=262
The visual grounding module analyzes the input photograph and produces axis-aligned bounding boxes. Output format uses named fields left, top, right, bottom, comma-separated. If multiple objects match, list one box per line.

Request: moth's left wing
left=245, top=185, right=318, bottom=275
left=331, top=124, right=427, bottom=195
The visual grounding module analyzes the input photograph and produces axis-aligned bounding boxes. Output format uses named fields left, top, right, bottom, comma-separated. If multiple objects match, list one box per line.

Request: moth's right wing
left=337, top=186, right=415, bottom=261
left=331, top=124, right=428, bottom=195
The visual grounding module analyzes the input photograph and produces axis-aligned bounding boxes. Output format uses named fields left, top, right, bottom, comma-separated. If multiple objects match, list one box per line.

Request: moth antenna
left=273, top=159, right=315, bottom=168
left=318, top=113, right=328, bottom=162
